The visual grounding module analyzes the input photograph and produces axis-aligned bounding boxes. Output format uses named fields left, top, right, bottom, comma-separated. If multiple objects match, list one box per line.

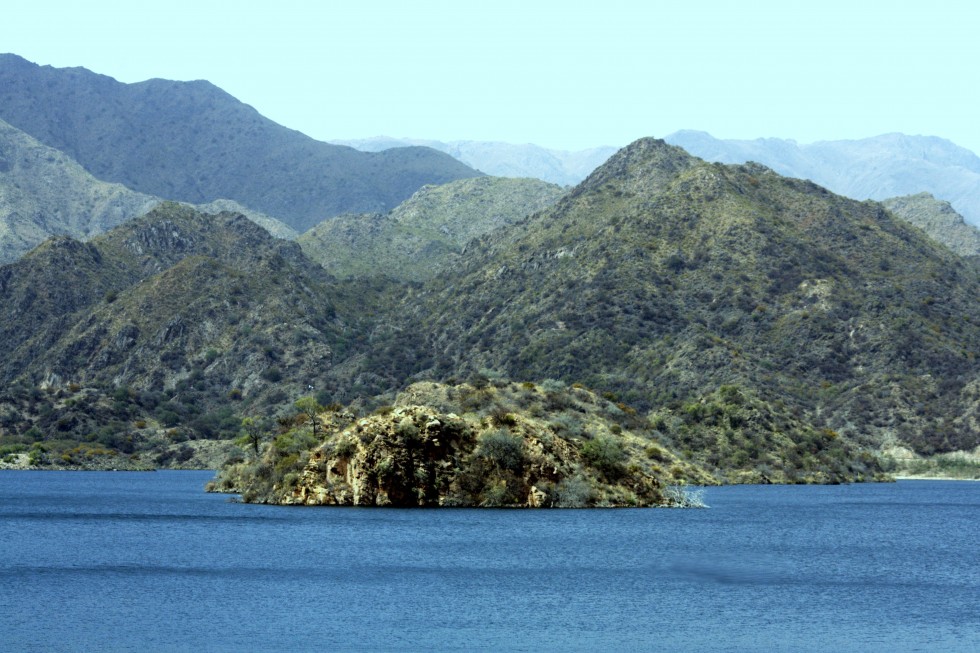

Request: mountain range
left=330, top=136, right=618, bottom=187
left=5, top=138, right=977, bottom=482
left=665, top=130, right=980, bottom=227
left=335, top=132, right=980, bottom=231
left=0, top=117, right=298, bottom=263
left=0, top=54, right=481, bottom=233
left=1, top=55, right=978, bottom=482
left=345, top=139, right=980, bottom=465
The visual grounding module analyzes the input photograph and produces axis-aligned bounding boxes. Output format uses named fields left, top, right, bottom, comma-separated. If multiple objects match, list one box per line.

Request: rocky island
left=207, top=380, right=716, bottom=508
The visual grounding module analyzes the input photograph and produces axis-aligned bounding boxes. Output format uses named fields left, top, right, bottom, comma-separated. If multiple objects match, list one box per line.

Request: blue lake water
left=0, top=472, right=977, bottom=652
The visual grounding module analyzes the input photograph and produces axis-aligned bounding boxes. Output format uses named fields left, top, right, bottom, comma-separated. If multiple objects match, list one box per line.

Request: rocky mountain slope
left=666, top=130, right=980, bottom=226
left=0, top=54, right=480, bottom=232
left=882, top=193, right=980, bottom=259
left=350, top=139, right=980, bottom=463
left=0, top=117, right=158, bottom=263
left=298, top=176, right=564, bottom=280
left=0, top=203, right=366, bottom=469
left=0, top=203, right=352, bottom=397
left=332, top=136, right=617, bottom=186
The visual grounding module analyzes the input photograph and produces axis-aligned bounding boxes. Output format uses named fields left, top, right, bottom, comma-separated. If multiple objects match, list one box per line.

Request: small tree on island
left=294, top=396, right=323, bottom=438
left=235, top=416, right=268, bottom=457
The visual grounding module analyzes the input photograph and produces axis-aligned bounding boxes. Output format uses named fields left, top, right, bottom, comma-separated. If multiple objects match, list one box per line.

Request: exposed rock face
left=290, top=406, right=476, bottom=507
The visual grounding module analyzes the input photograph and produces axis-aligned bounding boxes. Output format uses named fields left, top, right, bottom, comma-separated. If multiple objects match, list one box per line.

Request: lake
left=0, top=471, right=977, bottom=652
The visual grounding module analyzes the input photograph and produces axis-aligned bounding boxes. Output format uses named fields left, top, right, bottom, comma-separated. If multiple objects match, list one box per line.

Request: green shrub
left=476, top=429, right=525, bottom=471
left=581, top=435, right=627, bottom=478
left=549, top=413, right=584, bottom=438
left=261, top=366, right=283, bottom=382
left=489, top=405, right=518, bottom=427
left=396, top=417, right=420, bottom=445
left=334, top=437, right=357, bottom=458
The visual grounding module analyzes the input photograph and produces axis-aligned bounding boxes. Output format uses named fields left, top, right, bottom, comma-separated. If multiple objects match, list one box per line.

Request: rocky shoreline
left=0, top=439, right=238, bottom=471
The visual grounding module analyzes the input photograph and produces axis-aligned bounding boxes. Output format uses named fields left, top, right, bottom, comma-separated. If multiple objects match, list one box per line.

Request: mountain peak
left=576, top=137, right=697, bottom=196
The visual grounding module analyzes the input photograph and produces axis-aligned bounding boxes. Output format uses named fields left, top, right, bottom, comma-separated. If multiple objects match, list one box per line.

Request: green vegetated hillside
left=4, top=138, right=979, bottom=486
left=883, top=193, right=980, bottom=259
left=298, top=176, right=564, bottom=280
left=348, top=139, right=980, bottom=476
left=0, top=203, right=356, bottom=468
left=0, top=54, right=481, bottom=232
left=208, top=380, right=717, bottom=507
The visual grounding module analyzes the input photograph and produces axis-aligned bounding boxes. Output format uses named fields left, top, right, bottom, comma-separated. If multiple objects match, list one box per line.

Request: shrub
left=664, top=484, right=707, bottom=508
left=396, top=417, right=420, bottom=444
left=489, top=405, right=518, bottom=427
left=581, top=436, right=627, bottom=479
left=549, top=413, right=584, bottom=438
left=334, top=437, right=357, bottom=458
left=645, top=444, right=670, bottom=462
left=539, top=379, right=567, bottom=393
left=555, top=475, right=592, bottom=508
left=476, top=429, right=525, bottom=471
left=261, top=366, right=283, bottom=383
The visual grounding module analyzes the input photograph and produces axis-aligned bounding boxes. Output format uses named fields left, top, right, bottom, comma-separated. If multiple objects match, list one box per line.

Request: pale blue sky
left=3, top=0, right=977, bottom=153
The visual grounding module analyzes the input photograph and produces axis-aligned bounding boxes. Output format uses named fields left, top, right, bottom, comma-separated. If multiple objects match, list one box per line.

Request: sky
left=3, top=0, right=978, bottom=154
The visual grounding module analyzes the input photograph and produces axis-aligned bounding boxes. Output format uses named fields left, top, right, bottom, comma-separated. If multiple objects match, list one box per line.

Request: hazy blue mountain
left=0, top=117, right=158, bottom=263
left=665, top=130, right=980, bottom=226
left=0, top=54, right=480, bottom=233
left=331, top=136, right=617, bottom=187
left=0, top=118, right=296, bottom=263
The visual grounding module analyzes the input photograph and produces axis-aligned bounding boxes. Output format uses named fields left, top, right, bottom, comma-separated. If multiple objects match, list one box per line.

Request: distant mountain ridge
left=665, top=130, right=980, bottom=226
left=0, top=54, right=481, bottom=232
left=0, top=117, right=158, bottom=263
left=333, top=131, right=980, bottom=229
left=0, top=117, right=296, bottom=263
left=331, top=136, right=617, bottom=187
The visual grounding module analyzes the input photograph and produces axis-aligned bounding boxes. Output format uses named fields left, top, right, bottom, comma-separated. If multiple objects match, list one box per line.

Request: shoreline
left=894, top=475, right=980, bottom=482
